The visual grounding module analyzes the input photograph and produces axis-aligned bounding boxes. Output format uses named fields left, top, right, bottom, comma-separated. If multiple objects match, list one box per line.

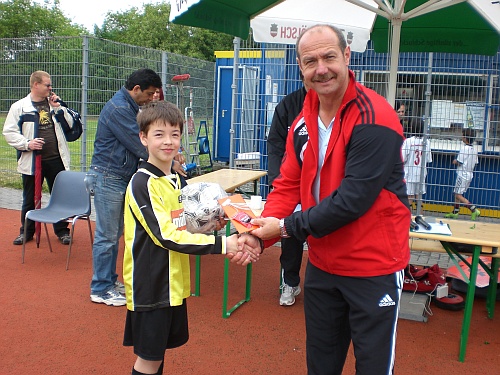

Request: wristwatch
left=279, top=218, right=290, bottom=238
left=26, top=141, right=31, bottom=151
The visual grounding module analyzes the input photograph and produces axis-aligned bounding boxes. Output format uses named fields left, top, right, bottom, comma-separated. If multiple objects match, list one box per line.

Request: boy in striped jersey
left=401, top=118, right=432, bottom=210
left=445, top=128, right=480, bottom=220
left=122, top=101, right=262, bottom=375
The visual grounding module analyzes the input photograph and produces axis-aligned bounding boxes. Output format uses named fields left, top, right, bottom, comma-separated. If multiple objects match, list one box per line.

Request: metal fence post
left=81, top=36, right=89, bottom=172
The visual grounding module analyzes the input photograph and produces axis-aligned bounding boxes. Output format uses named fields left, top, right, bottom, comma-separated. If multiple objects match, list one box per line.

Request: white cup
left=249, top=195, right=263, bottom=210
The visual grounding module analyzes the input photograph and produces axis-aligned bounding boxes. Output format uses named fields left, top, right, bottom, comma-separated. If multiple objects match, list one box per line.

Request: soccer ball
left=181, top=182, right=228, bottom=233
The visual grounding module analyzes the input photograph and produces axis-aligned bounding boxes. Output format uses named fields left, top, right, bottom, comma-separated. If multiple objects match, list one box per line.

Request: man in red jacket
left=252, top=25, right=410, bottom=375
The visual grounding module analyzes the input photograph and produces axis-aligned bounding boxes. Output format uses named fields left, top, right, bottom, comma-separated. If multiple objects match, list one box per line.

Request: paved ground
left=0, top=186, right=453, bottom=269
left=2, top=205, right=497, bottom=374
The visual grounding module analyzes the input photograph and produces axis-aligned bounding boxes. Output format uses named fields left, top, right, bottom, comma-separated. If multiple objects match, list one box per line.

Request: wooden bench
left=408, top=233, right=500, bottom=361
left=186, top=169, right=267, bottom=318
left=409, top=238, right=500, bottom=258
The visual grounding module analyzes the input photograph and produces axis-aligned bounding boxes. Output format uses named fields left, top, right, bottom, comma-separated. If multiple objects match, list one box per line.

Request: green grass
left=0, top=114, right=214, bottom=189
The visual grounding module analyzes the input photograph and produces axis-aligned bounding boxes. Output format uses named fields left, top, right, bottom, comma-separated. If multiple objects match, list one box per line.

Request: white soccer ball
left=181, top=182, right=228, bottom=233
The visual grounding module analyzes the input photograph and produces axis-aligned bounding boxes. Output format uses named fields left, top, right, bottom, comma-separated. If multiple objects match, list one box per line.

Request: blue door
left=214, top=65, right=260, bottom=163
left=214, top=66, right=233, bottom=162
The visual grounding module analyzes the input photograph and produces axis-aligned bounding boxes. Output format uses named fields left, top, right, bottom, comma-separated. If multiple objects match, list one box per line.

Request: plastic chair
left=22, top=171, right=94, bottom=270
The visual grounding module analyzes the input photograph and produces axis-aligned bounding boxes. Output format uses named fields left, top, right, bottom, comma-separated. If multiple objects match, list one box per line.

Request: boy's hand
left=214, top=216, right=228, bottom=231
left=225, top=233, right=262, bottom=266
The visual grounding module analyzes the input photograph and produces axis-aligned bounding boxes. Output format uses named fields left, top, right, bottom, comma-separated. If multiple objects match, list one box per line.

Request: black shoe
left=58, top=234, right=72, bottom=245
left=13, top=234, right=33, bottom=245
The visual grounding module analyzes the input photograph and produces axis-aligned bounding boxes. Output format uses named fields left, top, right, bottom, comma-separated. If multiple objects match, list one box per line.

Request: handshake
left=225, top=232, right=264, bottom=266
left=223, top=216, right=292, bottom=266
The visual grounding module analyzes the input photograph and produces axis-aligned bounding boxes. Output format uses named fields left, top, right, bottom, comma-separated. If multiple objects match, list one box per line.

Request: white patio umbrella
left=171, top=0, right=500, bottom=169
left=250, top=0, right=375, bottom=53
left=347, top=0, right=500, bottom=107
left=250, top=0, right=500, bottom=106
left=172, top=0, right=500, bottom=107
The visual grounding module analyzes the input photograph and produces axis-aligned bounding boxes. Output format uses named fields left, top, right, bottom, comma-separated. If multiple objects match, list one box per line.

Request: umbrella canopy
left=170, top=0, right=374, bottom=52
left=169, top=0, right=282, bottom=40
left=370, top=0, right=500, bottom=55
left=349, top=0, right=500, bottom=106
left=249, top=0, right=374, bottom=52
left=170, top=0, right=500, bottom=106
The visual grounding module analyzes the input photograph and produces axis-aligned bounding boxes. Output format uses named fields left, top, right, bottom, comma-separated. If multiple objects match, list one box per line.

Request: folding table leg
left=486, top=257, right=499, bottom=319
left=222, top=221, right=253, bottom=318
left=192, top=227, right=217, bottom=297
left=222, top=260, right=252, bottom=318
left=191, top=255, right=201, bottom=297
left=458, top=246, right=480, bottom=362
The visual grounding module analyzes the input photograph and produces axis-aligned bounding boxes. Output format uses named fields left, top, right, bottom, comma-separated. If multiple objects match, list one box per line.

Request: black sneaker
left=13, top=234, right=33, bottom=245
left=58, top=234, right=72, bottom=245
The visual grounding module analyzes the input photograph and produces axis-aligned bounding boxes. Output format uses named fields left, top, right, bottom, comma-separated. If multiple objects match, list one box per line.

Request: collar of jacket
left=301, top=70, right=357, bottom=152
left=120, top=86, right=140, bottom=113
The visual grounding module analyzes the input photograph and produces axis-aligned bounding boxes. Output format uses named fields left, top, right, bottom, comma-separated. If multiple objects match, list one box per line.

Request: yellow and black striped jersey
left=123, top=161, right=226, bottom=311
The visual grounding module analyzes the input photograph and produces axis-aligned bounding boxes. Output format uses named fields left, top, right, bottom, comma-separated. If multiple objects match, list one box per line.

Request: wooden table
left=187, top=168, right=267, bottom=194
left=409, top=218, right=500, bottom=361
left=187, top=168, right=267, bottom=318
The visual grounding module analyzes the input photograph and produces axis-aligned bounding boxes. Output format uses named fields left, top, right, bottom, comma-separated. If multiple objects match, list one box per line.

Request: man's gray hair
left=296, top=24, right=347, bottom=59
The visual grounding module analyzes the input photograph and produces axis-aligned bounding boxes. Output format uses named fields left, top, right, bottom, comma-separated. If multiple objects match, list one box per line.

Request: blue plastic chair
left=22, top=171, right=93, bottom=270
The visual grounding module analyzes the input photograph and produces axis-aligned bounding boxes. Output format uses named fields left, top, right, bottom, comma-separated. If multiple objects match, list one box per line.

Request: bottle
left=466, top=107, right=474, bottom=128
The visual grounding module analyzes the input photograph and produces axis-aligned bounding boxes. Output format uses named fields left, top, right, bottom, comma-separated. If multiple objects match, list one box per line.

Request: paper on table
left=218, top=194, right=260, bottom=233
left=411, top=222, right=452, bottom=235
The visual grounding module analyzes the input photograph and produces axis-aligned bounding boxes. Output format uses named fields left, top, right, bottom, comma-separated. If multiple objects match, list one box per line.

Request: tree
left=94, top=3, right=233, bottom=62
left=0, top=0, right=86, bottom=38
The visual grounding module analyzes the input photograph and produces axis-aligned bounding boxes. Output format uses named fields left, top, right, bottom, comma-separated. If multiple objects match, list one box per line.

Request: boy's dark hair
left=462, top=128, right=476, bottom=144
left=409, top=117, right=424, bottom=135
left=137, top=101, right=184, bottom=134
left=125, top=68, right=162, bottom=91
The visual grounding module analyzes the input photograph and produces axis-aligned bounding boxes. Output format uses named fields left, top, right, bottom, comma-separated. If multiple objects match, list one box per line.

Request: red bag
left=403, top=264, right=446, bottom=294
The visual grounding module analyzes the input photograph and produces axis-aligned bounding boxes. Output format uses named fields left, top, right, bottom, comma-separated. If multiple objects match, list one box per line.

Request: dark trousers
left=280, top=236, right=305, bottom=287
left=304, top=261, right=403, bottom=375
left=20, top=157, right=69, bottom=238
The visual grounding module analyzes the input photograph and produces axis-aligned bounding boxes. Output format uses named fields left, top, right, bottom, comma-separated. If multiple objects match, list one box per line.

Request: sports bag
left=54, top=99, right=83, bottom=142
left=403, top=264, right=446, bottom=294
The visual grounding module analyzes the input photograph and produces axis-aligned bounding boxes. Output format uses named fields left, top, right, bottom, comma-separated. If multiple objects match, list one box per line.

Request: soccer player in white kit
left=445, top=128, right=481, bottom=220
left=401, top=118, right=432, bottom=210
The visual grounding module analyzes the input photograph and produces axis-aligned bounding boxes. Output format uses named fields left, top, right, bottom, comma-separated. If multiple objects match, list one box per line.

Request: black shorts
left=123, top=300, right=189, bottom=361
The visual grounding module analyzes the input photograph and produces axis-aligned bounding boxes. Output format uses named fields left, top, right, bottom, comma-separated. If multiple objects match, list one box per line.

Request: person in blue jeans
left=88, top=68, right=162, bottom=306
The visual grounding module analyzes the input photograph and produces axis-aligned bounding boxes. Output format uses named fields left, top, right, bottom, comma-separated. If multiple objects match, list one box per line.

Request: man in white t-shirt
left=401, top=118, right=432, bottom=210
left=445, top=128, right=480, bottom=220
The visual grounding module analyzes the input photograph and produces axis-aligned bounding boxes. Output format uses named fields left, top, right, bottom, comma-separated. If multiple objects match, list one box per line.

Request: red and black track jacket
left=263, top=71, right=410, bottom=277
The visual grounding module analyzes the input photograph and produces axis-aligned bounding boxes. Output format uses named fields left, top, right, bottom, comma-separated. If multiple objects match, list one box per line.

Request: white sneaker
left=90, top=289, right=126, bottom=306
left=280, top=284, right=301, bottom=306
left=114, top=281, right=125, bottom=294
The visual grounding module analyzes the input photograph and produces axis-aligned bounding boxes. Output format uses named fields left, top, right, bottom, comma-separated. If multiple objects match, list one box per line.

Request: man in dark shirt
left=267, top=76, right=308, bottom=306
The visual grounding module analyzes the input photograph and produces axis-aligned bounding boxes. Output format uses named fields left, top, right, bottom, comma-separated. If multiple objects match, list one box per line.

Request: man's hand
left=172, top=159, right=187, bottom=177
left=29, top=138, right=45, bottom=151
left=250, top=217, right=280, bottom=240
left=225, top=233, right=262, bottom=266
left=48, top=92, right=61, bottom=107
left=174, top=153, right=186, bottom=165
